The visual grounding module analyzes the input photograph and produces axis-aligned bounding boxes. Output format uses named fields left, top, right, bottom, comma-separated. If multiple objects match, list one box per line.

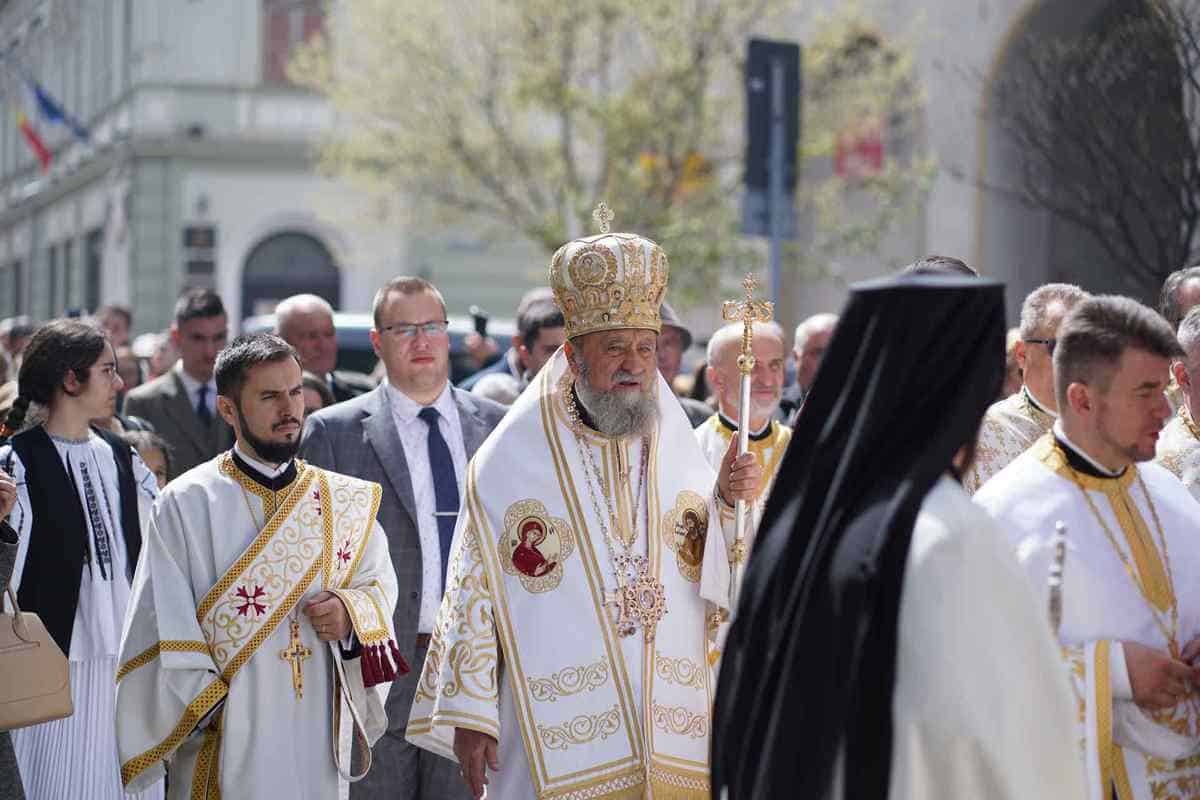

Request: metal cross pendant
left=279, top=619, right=312, bottom=700
left=722, top=273, right=775, bottom=376
left=603, top=554, right=667, bottom=642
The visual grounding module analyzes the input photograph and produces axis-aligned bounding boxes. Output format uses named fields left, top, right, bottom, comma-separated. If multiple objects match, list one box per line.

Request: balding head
left=706, top=321, right=785, bottom=429
left=275, top=294, right=338, bottom=375
left=793, top=313, right=838, bottom=392
left=1176, top=306, right=1200, bottom=415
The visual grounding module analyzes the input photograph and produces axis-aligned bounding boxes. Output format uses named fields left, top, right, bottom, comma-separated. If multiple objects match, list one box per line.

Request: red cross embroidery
left=312, top=489, right=322, bottom=514
left=337, top=540, right=352, bottom=566
left=235, top=585, right=267, bottom=617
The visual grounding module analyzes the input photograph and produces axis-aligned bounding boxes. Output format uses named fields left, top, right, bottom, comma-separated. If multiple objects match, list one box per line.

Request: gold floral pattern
left=498, top=499, right=575, bottom=593
left=415, top=524, right=499, bottom=706
left=651, top=704, right=708, bottom=739
left=1157, top=408, right=1200, bottom=497
left=654, top=652, right=706, bottom=690
left=550, top=232, right=668, bottom=339
left=537, top=705, right=622, bottom=751
left=963, top=388, right=1054, bottom=494
left=528, top=660, right=610, bottom=703
left=661, top=490, right=708, bottom=583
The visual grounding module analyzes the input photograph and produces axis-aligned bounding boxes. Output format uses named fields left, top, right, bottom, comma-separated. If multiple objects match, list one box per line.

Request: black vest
left=9, top=426, right=142, bottom=655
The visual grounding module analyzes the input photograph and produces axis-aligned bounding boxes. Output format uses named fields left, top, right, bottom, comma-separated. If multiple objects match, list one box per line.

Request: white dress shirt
left=174, top=361, right=216, bottom=418
left=385, top=381, right=468, bottom=633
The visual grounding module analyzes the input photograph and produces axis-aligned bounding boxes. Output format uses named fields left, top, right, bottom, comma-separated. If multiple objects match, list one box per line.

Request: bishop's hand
left=454, top=727, right=499, bottom=799
left=717, top=436, right=763, bottom=507
left=1124, top=640, right=1199, bottom=709
left=302, top=591, right=351, bottom=641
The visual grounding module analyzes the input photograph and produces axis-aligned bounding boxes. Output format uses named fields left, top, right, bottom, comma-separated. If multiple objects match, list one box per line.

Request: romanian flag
left=14, top=77, right=89, bottom=172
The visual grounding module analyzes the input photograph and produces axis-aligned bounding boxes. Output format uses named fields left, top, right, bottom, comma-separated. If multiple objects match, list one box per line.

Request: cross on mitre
left=593, top=201, right=614, bottom=234
left=722, top=273, right=774, bottom=374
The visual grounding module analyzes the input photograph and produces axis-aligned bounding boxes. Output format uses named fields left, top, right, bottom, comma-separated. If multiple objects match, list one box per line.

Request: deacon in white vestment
left=406, top=216, right=760, bottom=800
left=0, top=320, right=162, bottom=800
left=1156, top=306, right=1200, bottom=498
left=965, top=283, right=1089, bottom=494
left=976, top=295, right=1200, bottom=800
left=693, top=321, right=791, bottom=666
left=116, top=334, right=400, bottom=799
left=889, top=475, right=1086, bottom=800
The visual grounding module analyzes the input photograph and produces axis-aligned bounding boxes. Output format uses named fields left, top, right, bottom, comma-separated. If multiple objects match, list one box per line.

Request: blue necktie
left=418, top=407, right=459, bottom=593
left=196, top=385, right=212, bottom=427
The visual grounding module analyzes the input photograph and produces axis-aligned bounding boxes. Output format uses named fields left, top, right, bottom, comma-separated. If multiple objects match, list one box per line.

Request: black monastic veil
left=711, top=275, right=1006, bottom=799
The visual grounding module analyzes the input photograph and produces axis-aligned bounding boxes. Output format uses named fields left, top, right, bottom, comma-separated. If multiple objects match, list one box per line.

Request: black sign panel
left=744, top=38, right=801, bottom=192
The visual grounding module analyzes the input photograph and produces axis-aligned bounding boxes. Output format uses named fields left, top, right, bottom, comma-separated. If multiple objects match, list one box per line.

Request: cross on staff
left=721, top=273, right=773, bottom=609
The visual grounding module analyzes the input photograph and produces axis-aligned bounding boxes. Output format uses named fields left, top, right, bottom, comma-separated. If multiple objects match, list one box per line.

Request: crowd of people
left=0, top=217, right=1198, bottom=800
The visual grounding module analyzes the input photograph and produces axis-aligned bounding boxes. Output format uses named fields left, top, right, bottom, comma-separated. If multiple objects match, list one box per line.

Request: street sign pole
left=768, top=57, right=786, bottom=308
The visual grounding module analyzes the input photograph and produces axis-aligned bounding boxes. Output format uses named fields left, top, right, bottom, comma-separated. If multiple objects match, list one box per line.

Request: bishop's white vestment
left=964, top=386, right=1056, bottom=494
left=116, top=451, right=400, bottom=799
left=888, top=476, right=1086, bottom=799
left=976, top=431, right=1200, bottom=800
left=694, top=412, right=791, bottom=667
left=405, top=351, right=734, bottom=799
left=1156, top=407, right=1200, bottom=501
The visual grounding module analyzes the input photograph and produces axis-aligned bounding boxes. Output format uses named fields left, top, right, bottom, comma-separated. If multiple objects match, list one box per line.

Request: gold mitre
left=549, top=202, right=670, bottom=339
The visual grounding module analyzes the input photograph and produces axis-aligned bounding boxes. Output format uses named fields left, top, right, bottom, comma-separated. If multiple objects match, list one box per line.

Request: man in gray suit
left=124, top=289, right=233, bottom=481
left=300, top=276, right=505, bottom=800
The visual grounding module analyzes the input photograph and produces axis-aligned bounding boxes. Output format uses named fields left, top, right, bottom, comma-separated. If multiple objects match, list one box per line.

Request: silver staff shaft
left=729, top=372, right=753, bottom=608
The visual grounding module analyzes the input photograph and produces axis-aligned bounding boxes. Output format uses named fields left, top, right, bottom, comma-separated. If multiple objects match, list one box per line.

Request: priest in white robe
left=976, top=295, right=1200, bottom=800
left=0, top=319, right=162, bottom=800
left=965, top=283, right=1089, bottom=493
left=405, top=211, right=761, bottom=800
left=1157, top=306, right=1200, bottom=498
left=116, top=334, right=401, bottom=799
left=694, top=320, right=791, bottom=666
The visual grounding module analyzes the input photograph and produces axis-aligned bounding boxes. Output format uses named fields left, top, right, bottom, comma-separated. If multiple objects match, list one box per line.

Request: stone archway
left=978, top=0, right=1185, bottom=316
left=241, top=231, right=340, bottom=318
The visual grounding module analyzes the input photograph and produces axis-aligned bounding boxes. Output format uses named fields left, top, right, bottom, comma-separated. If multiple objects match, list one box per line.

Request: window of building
left=262, top=0, right=325, bottom=84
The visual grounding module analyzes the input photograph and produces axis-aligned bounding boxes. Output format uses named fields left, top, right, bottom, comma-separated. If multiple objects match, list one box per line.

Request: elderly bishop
left=405, top=209, right=761, bottom=800
left=694, top=319, right=791, bottom=666
left=116, top=334, right=402, bottom=798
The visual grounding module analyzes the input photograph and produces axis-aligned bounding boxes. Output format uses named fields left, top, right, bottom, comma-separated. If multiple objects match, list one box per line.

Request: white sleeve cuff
left=1110, top=641, right=1133, bottom=701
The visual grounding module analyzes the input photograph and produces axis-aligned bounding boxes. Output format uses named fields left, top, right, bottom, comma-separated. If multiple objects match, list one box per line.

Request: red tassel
left=389, top=640, right=411, bottom=676
left=361, top=644, right=380, bottom=687
left=379, top=649, right=396, bottom=682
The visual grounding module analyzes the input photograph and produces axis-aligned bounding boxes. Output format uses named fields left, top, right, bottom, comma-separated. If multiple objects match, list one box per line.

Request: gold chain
left=1068, top=462, right=1179, bottom=654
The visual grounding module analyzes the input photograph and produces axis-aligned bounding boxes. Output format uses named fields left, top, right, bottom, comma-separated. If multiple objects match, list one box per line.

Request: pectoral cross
left=602, top=554, right=667, bottom=642
left=279, top=619, right=312, bottom=700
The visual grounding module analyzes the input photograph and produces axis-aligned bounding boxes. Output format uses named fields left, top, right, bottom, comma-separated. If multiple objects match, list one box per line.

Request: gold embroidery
left=964, top=390, right=1054, bottom=494
left=650, top=760, right=711, bottom=798
left=498, top=499, right=576, bottom=593
left=190, top=708, right=222, bottom=800
left=1095, top=641, right=1115, bottom=800
left=528, top=660, right=610, bottom=703
left=550, top=232, right=668, bottom=339
left=116, top=640, right=210, bottom=683
left=654, top=652, right=706, bottom=690
left=661, top=490, right=708, bottom=583
left=549, top=767, right=644, bottom=800
left=651, top=704, right=708, bottom=739
left=415, top=523, right=499, bottom=706
left=120, top=677, right=228, bottom=787
left=538, top=705, right=623, bottom=751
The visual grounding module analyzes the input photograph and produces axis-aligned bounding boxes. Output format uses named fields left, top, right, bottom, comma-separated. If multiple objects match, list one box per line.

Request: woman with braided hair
left=0, top=319, right=161, bottom=800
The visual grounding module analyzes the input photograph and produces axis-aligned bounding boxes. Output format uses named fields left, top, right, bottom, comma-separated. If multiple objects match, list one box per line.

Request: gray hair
left=793, top=313, right=838, bottom=353
left=1018, top=283, right=1090, bottom=339
left=1053, top=295, right=1183, bottom=409
left=708, top=321, right=784, bottom=366
left=1178, top=306, right=1200, bottom=366
left=1160, top=265, right=1200, bottom=330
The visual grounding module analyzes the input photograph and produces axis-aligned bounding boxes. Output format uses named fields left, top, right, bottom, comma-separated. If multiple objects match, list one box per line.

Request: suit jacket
left=457, top=348, right=520, bottom=390
left=298, top=384, right=506, bottom=728
left=122, top=370, right=234, bottom=481
left=328, top=369, right=376, bottom=404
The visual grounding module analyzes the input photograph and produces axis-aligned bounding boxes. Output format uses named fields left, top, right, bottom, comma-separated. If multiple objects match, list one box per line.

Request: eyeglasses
left=1025, top=338, right=1056, bottom=355
left=378, top=320, right=449, bottom=339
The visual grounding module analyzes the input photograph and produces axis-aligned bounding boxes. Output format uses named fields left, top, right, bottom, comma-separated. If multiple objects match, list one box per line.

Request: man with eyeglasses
left=299, top=276, right=506, bottom=800
left=964, top=283, right=1091, bottom=494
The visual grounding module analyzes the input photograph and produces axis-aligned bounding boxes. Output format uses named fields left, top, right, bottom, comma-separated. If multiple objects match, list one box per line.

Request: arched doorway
left=241, top=231, right=340, bottom=318
left=979, top=0, right=1186, bottom=316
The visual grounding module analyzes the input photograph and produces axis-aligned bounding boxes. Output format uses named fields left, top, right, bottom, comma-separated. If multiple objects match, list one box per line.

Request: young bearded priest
left=116, top=333, right=401, bottom=798
left=977, top=296, right=1200, bottom=800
